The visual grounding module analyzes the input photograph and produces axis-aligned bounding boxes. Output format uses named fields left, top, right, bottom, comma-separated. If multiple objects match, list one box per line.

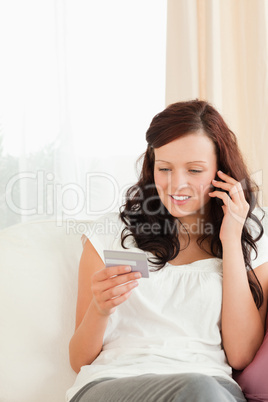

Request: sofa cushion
left=232, top=207, right=268, bottom=402
left=233, top=328, right=268, bottom=402
left=0, top=219, right=87, bottom=402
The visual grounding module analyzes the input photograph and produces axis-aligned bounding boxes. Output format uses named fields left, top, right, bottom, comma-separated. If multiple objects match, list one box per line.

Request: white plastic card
left=103, top=249, right=150, bottom=278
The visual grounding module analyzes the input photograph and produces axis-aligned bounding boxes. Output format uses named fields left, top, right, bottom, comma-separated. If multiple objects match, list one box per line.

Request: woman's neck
left=177, top=211, right=213, bottom=238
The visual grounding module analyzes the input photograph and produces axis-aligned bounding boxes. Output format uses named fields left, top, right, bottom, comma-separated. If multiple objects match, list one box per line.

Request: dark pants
left=70, top=373, right=246, bottom=402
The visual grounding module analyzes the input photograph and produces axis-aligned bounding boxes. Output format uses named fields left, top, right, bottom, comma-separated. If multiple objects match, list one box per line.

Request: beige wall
left=166, top=0, right=268, bottom=206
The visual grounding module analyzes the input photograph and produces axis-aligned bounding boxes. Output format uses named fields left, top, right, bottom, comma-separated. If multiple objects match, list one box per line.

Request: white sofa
left=1, top=208, right=268, bottom=402
left=0, top=219, right=82, bottom=402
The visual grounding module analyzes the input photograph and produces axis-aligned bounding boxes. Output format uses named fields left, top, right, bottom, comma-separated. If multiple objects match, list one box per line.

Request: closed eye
left=158, top=169, right=203, bottom=173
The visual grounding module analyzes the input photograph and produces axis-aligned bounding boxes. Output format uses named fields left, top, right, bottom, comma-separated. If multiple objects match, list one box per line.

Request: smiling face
left=153, top=131, right=218, bottom=227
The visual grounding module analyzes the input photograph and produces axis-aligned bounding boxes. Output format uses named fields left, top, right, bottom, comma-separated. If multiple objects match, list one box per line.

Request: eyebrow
left=155, top=160, right=207, bottom=164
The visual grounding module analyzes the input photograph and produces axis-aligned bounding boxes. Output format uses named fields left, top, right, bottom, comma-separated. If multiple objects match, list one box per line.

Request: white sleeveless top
left=66, top=212, right=268, bottom=401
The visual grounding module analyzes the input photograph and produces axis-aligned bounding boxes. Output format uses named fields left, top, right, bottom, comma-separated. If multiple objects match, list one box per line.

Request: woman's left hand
left=208, top=170, right=250, bottom=242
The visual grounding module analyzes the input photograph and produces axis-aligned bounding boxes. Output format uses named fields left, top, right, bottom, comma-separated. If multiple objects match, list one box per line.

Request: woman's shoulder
left=83, top=211, right=124, bottom=235
left=81, top=211, right=134, bottom=261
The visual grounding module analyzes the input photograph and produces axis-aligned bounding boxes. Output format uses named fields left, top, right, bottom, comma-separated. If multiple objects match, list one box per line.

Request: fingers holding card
left=103, top=250, right=150, bottom=278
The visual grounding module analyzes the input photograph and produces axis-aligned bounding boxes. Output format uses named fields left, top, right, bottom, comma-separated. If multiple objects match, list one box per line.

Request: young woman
left=67, top=100, right=268, bottom=402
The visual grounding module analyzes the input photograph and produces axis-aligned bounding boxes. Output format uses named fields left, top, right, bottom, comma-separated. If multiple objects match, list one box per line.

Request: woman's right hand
left=91, top=265, right=141, bottom=316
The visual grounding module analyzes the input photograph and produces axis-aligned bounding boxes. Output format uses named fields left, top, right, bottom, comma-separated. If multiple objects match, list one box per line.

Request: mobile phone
left=103, top=249, right=150, bottom=278
left=212, top=174, right=230, bottom=206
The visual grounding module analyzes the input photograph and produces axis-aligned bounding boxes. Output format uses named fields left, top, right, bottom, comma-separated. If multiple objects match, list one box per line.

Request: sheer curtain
left=0, top=0, right=167, bottom=230
left=166, top=0, right=268, bottom=206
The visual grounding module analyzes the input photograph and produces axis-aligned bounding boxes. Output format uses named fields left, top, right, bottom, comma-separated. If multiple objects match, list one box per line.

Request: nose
left=169, top=170, right=188, bottom=193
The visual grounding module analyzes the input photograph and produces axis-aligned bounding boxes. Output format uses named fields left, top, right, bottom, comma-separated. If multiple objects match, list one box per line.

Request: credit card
left=103, top=249, right=150, bottom=278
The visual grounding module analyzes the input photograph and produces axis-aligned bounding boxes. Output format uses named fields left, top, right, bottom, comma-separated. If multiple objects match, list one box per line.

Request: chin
left=166, top=206, right=196, bottom=218
left=167, top=203, right=207, bottom=219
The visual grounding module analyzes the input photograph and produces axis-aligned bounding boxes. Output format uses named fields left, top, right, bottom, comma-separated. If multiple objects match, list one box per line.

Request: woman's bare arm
left=221, top=240, right=268, bottom=370
left=69, top=239, right=141, bottom=373
left=209, top=170, right=268, bottom=370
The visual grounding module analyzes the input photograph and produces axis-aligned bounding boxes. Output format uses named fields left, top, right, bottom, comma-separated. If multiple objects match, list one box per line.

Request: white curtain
left=0, top=0, right=167, bottom=230
left=3, top=0, right=266, bottom=231
left=166, top=0, right=268, bottom=206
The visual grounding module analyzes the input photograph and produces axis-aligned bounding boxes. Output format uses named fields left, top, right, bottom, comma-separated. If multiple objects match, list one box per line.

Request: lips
left=169, top=194, right=192, bottom=206
left=170, top=195, right=191, bottom=200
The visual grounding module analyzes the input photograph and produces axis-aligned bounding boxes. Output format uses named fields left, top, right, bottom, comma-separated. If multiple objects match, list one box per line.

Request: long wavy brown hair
left=119, top=99, right=265, bottom=308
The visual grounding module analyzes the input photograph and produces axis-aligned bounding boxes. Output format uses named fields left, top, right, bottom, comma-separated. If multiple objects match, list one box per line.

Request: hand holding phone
left=212, top=173, right=231, bottom=206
